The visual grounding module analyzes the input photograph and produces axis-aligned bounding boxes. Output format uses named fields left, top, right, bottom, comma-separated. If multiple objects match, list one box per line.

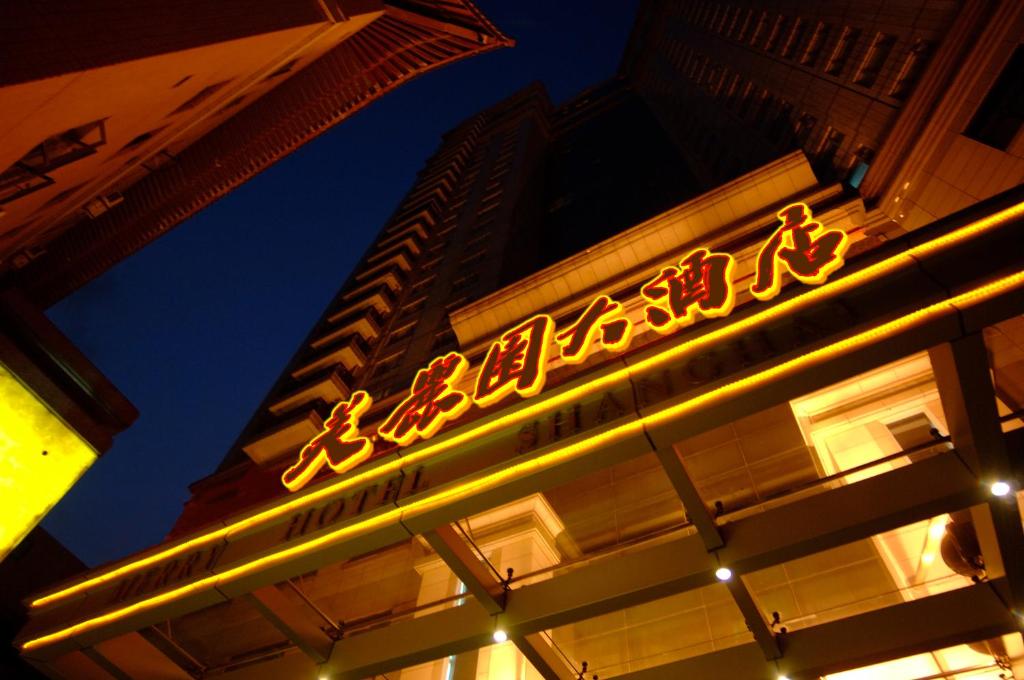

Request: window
left=0, top=119, right=107, bottom=205
left=411, top=275, right=436, bottom=294
left=383, top=328, right=414, bottom=355
left=753, top=91, right=774, bottom=129
left=444, top=296, right=471, bottom=313
left=964, top=45, right=1024, bottom=150
left=452, top=272, right=480, bottom=293
left=419, top=257, right=442, bottom=275
left=722, top=73, right=742, bottom=104
left=711, top=67, right=728, bottom=97
left=170, top=80, right=230, bottom=115
left=816, top=127, right=846, bottom=167
left=737, top=82, right=756, bottom=119
left=116, top=126, right=167, bottom=155
left=704, top=4, right=719, bottom=30
left=736, top=9, right=754, bottom=42
left=853, top=33, right=896, bottom=88
left=846, top=145, right=874, bottom=188
left=780, top=19, right=807, bottom=59
left=476, top=200, right=499, bottom=217
left=725, top=7, right=742, bottom=38
left=430, top=328, right=457, bottom=353
left=885, top=413, right=946, bottom=458
left=768, top=101, right=794, bottom=144
left=41, top=184, right=84, bottom=208
left=388, top=323, right=414, bottom=343
left=468, top=231, right=491, bottom=249
left=764, top=15, right=786, bottom=53
left=824, top=26, right=861, bottom=76
left=800, top=22, right=832, bottom=67
left=794, top=112, right=817, bottom=146
left=471, top=217, right=495, bottom=234
left=372, top=354, right=401, bottom=382
left=264, top=59, right=298, bottom=80
left=749, top=11, right=768, bottom=47
left=888, top=39, right=931, bottom=99
left=714, top=6, right=730, bottom=34
left=693, top=55, right=709, bottom=82
left=460, top=248, right=486, bottom=267
left=396, top=298, right=426, bottom=326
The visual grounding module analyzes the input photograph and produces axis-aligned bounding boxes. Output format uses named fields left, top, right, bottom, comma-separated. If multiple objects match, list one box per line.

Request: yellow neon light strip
left=20, top=270, right=1024, bottom=652
left=29, top=200, right=1024, bottom=611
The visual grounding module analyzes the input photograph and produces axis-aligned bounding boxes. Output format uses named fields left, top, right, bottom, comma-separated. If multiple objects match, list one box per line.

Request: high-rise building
left=16, top=2, right=1024, bottom=680
left=1, top=0, right=512, bottom=305
left=622, top=0, right=1024, bottom=215
left=0, top=0, right=509, bottom=578
left=623, top=0, right=957, bottom=188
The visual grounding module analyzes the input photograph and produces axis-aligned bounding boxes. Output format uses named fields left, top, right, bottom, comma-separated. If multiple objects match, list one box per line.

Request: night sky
left=42, top=1, right=640, bottom=567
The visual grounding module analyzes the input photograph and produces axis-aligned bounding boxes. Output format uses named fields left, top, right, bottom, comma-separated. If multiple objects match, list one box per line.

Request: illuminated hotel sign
left=283, top=202, right=850, bottom=492
left=19, top=198, right=1024, bottom=657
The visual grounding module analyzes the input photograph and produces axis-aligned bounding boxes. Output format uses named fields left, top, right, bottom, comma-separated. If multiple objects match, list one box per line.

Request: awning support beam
left=655, top=444, right=781, bottom=660
left=247, top=584, right=335, bottom=664
left=422, top=525, right=577, bottom=680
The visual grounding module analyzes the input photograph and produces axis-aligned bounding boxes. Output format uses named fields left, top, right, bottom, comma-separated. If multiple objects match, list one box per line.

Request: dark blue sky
left=43, top=1, right=640, bottom=567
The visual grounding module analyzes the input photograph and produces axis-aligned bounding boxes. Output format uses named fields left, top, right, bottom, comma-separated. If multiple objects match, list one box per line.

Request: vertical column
left=930, top=334, right=1024, bottom=624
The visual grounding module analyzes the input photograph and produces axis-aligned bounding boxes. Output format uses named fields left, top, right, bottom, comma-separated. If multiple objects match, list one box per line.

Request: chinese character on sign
left=281, top=391, right=374, bottom=491
left=750, top=202, right=850, bottom=301
left=283, top=200, right=854, bottom=492
left=556, top=295, right=633, bottom=364
left=474, top=315, right=554, bottom=407
left=378, top=352, right=471, bottom=446
left=641, top=247, right=736, bottom=333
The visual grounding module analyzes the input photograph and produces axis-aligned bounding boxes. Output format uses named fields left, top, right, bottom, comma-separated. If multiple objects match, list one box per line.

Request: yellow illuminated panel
left=20, top=270, right=1024, bottom=652
left=26, top=199, right=1024, bottom=613
left=0, top=363, right=98, bottom=562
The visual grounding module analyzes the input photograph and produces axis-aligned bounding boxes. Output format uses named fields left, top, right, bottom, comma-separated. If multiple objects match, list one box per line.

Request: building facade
left=0, top=0, right=512, bottom=306
left=16, top=1, right=1024, bottom=679
left=622, top=0, right=1024, bottom=220
left=622, top=0, right=963, bottom=188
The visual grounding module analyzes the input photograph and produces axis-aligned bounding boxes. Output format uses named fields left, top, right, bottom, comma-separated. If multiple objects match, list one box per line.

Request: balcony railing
left=378, top=220, right=431, bottom=250
left=311, top=308, right=383, bottom=349
left=382, top=206, right=436, bottom=239
left=292, top=334, right=368, bottom=380
left=354, top=251, right=413, bottom=285
left=327, top=285, right=396, bottom=324
left=345, top=267, right=404, bottom=303
left=268, top=367, right=352, bottom=417
left=242, top=408, right=325, bottom=465
left=367, top=233, right=423, bottom=265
